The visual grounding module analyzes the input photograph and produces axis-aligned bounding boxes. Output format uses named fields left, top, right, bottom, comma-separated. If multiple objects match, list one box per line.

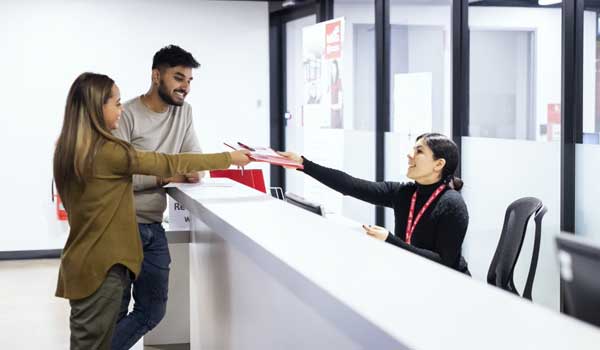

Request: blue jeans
left=111, top=223, right=171, bottom=350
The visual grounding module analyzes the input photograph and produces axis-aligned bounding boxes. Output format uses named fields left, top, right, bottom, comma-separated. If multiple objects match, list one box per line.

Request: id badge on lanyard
left=405, top=184, right=446, bottom=244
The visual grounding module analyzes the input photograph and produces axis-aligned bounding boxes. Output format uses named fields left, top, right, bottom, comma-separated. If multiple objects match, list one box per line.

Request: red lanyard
left=405, top=184, right=446, bottom=245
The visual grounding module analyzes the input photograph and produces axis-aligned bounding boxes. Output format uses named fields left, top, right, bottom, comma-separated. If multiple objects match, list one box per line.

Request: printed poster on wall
left=302, top=18, right=345, bottom=129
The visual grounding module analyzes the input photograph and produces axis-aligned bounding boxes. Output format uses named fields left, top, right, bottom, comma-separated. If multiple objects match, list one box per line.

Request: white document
left=163, top=178, right=234, bottom=188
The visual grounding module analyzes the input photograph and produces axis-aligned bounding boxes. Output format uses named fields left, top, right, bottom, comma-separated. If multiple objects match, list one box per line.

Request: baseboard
left=0, top=249, right=61, bottom=260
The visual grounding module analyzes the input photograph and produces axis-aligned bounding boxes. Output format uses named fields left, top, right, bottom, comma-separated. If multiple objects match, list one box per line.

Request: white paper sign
left=166, top=179, right=239, bottom=230
left=168, top=196, right=191, bottom=230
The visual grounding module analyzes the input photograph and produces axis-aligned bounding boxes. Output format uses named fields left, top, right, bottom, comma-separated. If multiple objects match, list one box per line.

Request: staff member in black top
left=279, top=133, right=470, bottom=274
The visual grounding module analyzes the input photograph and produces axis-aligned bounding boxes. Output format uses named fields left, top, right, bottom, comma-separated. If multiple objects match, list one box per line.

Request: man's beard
left=158, top=81, right=184, bottom=106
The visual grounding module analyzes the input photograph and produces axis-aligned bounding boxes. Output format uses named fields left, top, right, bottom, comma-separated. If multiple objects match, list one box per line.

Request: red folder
left=246, top=148, right=304, bottom=169
left=224, top=142, right=303, bottom=169
left=209, top=169, right=267, bottom=193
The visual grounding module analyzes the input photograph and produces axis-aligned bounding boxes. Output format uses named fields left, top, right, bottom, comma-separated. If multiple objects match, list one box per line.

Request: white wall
left=0, top=0, right=269, bottom=252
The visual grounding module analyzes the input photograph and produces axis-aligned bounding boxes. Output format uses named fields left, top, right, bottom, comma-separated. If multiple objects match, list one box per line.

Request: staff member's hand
left=230, top=149, right=252, bottom=166
left=362, top=224, right=389, bottom=241
left=277, top=151, right=303, bottom=169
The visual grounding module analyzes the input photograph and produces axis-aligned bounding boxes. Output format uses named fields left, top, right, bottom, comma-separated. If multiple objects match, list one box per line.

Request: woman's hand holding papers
left=277, top=151, right=304, bottom=170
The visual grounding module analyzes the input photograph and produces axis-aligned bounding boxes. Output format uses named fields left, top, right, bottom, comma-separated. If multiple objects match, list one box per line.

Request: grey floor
left=0, top=258, right=189, bottom=350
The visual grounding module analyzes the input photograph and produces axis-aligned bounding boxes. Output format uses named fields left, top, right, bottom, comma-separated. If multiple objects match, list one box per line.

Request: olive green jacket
left=56, top=141, right=231, bottom=300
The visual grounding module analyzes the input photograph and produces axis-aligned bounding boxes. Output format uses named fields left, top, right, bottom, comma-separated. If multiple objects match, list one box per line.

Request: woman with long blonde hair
left=53, top=72, right=251, bottom=349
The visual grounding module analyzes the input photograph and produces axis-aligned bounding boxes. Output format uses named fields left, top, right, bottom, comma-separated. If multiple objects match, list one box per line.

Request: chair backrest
left=487, top=197, right=547, bottom=300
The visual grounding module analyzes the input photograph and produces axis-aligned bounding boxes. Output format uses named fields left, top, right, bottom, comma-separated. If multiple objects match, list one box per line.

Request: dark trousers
left=112, top=223, right=171, bottom=350
left=69, top=264, right=129, bottom=350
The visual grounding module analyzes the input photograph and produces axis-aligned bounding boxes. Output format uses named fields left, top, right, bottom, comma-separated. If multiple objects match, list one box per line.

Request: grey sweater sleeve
left=112, top=107, right=159, bottom=191
left=180, top=106, right=202, bottom=153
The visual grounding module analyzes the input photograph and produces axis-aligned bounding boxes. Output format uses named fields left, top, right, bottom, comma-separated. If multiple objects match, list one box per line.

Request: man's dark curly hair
left=152, top=45, right=200, bottom=70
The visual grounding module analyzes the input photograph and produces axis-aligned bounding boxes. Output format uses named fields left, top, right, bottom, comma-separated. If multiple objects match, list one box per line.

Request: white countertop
left=168, top=179, right=600, bottom=350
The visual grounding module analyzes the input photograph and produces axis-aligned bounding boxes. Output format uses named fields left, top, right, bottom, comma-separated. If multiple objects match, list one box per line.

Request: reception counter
left=166, top=179, right=600, bottom=350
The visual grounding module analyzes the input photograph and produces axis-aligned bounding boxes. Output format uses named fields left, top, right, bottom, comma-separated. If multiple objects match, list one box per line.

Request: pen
left=237, top=142, right=255, bottom=151
left=223, top=142, right=237, bottom=151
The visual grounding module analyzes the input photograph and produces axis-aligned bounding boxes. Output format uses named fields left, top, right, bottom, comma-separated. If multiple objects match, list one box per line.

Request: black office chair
left=487, top=197, right=547, bottom=300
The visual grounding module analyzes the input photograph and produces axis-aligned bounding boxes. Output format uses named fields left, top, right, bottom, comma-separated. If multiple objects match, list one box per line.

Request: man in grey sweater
left=112, top=45, right=202, bottom=349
